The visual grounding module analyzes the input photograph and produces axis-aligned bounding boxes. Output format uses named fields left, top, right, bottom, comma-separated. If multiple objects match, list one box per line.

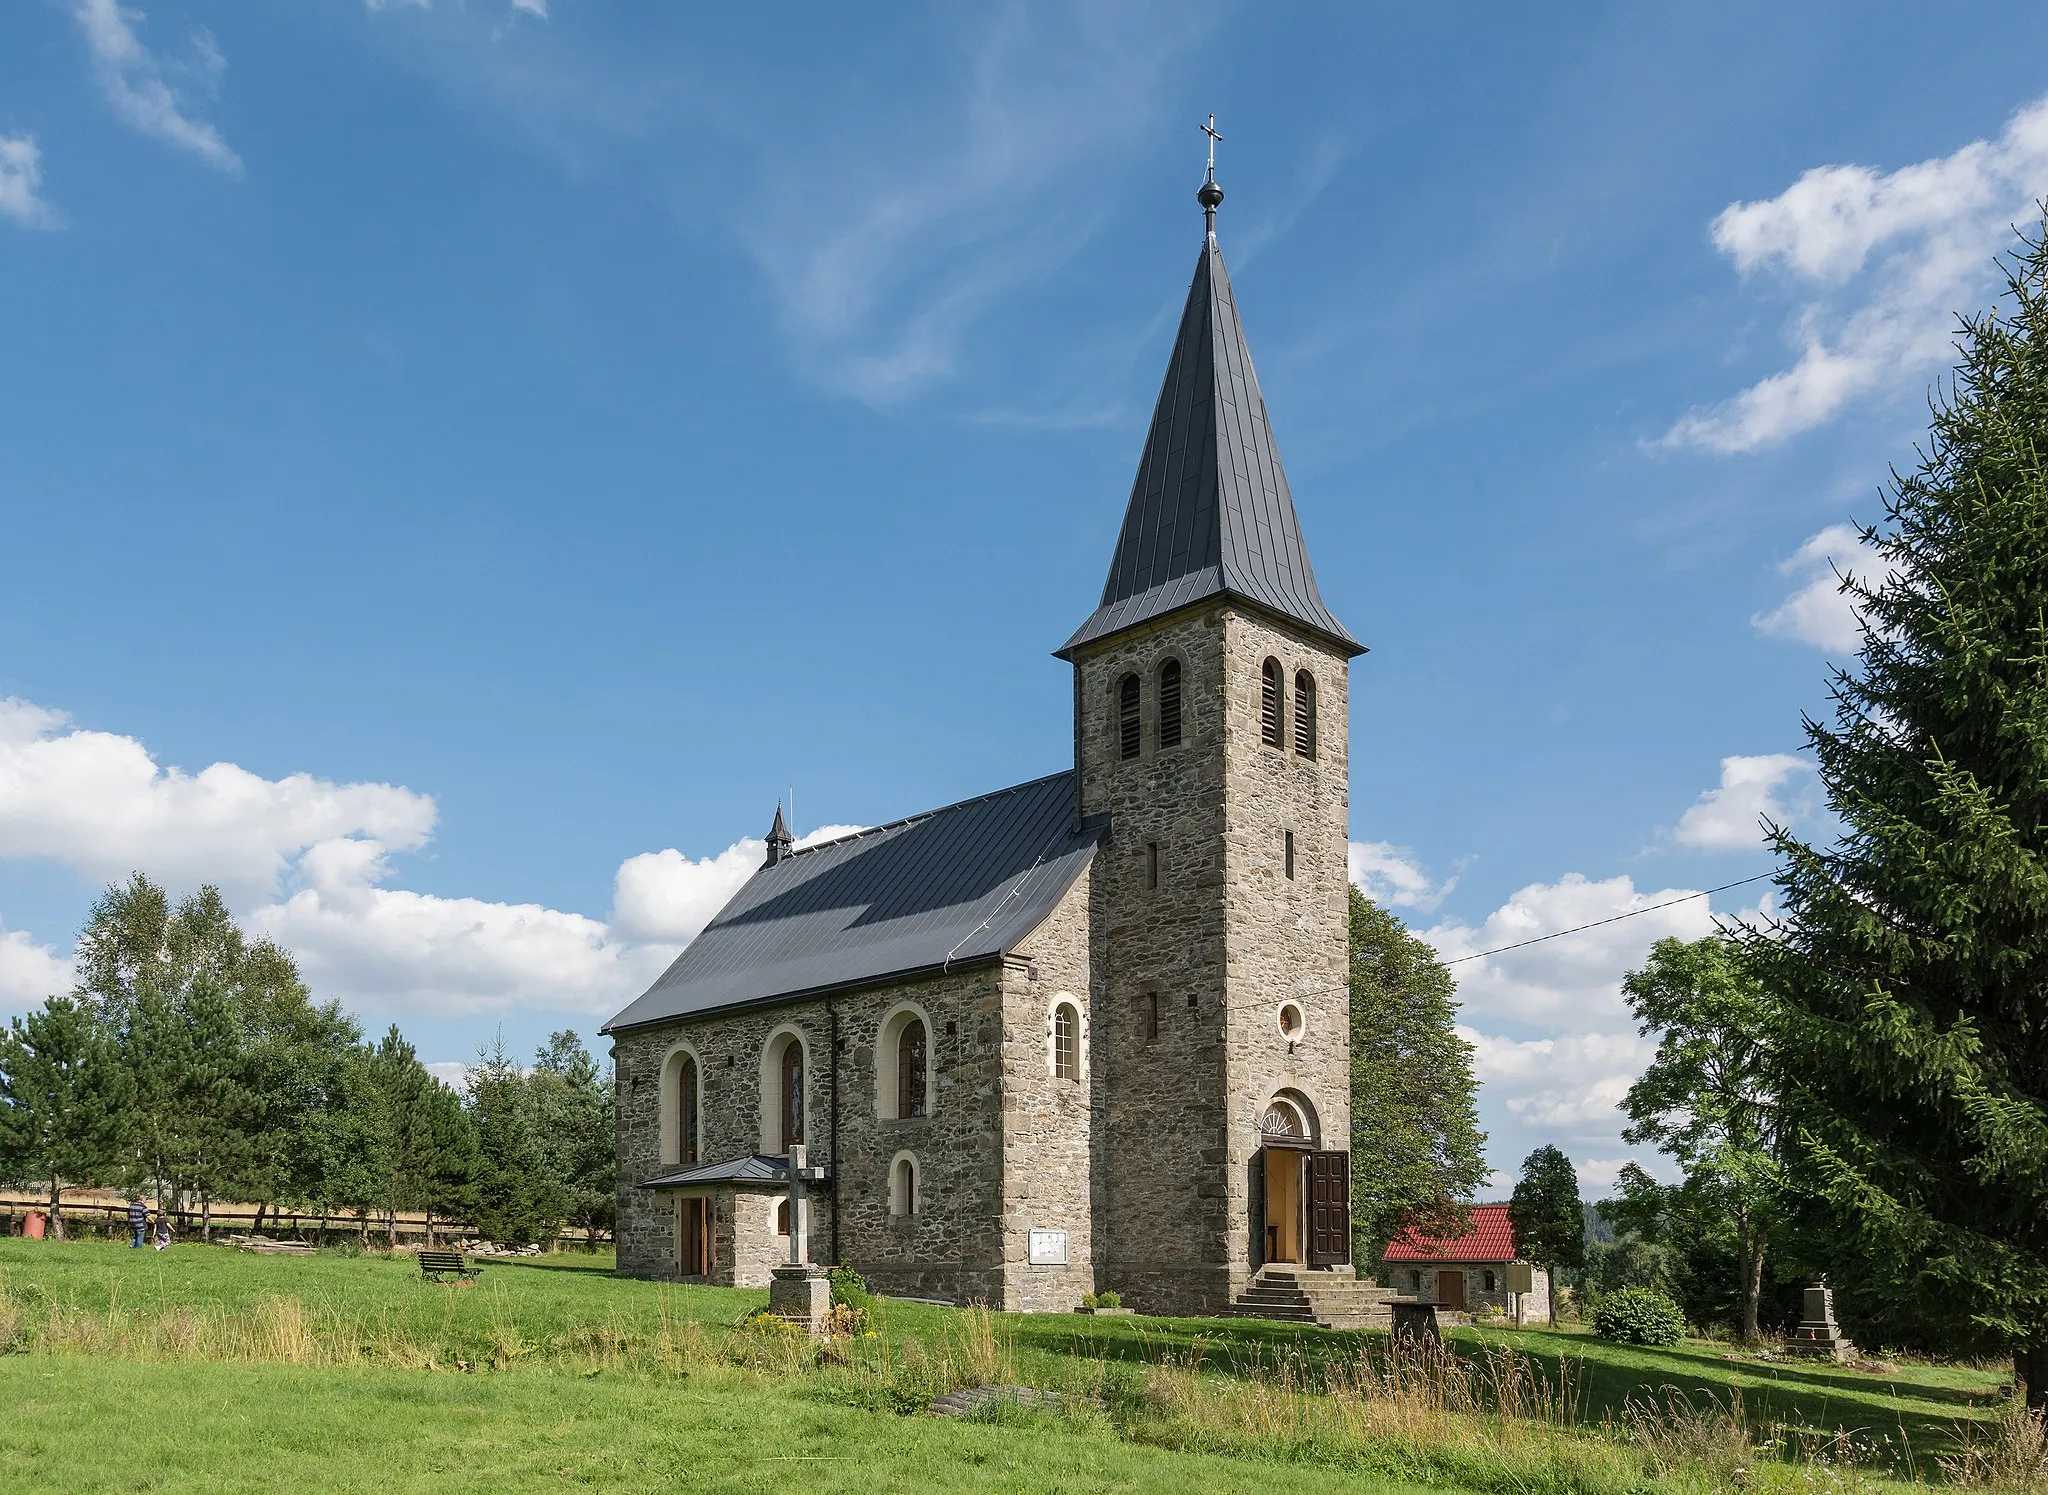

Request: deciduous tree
left=1348, top=889, right=1488, bottom=1267
left=1509, top=1145, right=1584, bottom=1324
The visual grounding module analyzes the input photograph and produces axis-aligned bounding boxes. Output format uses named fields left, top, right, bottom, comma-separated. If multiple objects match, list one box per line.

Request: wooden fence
left=0, top=1191, right=610, bottom=1250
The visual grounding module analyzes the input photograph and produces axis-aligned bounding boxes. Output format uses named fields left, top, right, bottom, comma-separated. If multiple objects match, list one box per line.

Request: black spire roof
left=1057, top=221, right=1362, bottom=660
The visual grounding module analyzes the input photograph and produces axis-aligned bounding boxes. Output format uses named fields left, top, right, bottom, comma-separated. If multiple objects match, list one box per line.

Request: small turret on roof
left=1058, top=125, right=1362, bottom=662
left=763, top=804, right=794, bottom=868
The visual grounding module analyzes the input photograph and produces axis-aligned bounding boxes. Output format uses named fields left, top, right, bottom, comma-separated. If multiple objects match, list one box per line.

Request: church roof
left=1058, top=230, right=1362, bottom=660
left=603, top=772, right=1104, bottom=1034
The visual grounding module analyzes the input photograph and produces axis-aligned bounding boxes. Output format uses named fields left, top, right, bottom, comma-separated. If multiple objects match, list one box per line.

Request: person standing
left=127, top=1195, right=148, bottom=1249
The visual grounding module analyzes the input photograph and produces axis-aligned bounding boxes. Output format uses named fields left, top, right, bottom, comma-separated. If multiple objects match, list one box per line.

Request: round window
left=1277, top=1001, right=1306, bottom=1041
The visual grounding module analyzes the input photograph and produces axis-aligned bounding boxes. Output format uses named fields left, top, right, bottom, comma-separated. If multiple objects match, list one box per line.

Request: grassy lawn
left=0, top=1238, right=2025, bottom=1492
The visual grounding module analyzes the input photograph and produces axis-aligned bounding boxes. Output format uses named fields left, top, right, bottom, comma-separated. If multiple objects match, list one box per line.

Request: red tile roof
left=1382, top=1204, right=1519, bottom=1263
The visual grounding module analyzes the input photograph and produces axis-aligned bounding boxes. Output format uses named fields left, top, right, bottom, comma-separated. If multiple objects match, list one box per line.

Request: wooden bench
left=418, top=1249, right=480, bottom=1282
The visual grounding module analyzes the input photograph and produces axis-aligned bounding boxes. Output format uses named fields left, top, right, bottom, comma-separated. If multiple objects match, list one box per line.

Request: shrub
left=1081, top=1293, right=1099, bottom=1310
left=827, top=1265, right=873, bottom=1312
left=1096, top=1290, right=1121, bottom=1309
left=1591, top=1286, right=1687, bottom=1346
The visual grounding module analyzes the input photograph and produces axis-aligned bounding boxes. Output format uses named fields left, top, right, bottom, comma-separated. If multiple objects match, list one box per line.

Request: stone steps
left=1228, top=1269, right=1400, bottom=1329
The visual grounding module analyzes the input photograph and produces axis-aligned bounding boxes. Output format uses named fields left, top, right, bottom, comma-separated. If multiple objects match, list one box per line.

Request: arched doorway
left=1260, top=1098, right=1313, bottom=1265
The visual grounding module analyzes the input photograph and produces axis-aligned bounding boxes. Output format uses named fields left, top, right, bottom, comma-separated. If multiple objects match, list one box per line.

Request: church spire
left=763, top=803, right=794, bottom=868
left=1056, top=125, right=1361, bottom=662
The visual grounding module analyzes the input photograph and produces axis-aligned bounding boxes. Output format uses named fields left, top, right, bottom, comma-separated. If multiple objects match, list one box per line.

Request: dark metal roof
left=603, top=773, right=1104, bottom=1034
left=1058, top=233, right=1362, bottom=660
left=638, top=1154, right=791, bottom=1190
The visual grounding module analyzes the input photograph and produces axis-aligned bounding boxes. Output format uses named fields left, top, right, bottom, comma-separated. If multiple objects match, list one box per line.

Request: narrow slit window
left=1285, top=831, right=1296, bottom=880
left=1158, top=659, right=1182, bottom=747
left=1260, top=659, right=1284, bottom=747
left=1294, top=671, right=1318, bottom=759
left=1146, top=841, right=1159, bottom=890
left=1118, top=674, right=1142, bottom=761
left=1144, top=991, right=1159, bottom=1041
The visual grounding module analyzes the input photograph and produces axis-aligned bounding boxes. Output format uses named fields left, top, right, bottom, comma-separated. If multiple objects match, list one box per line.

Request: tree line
left=0, top=874, right=613, bottom=1248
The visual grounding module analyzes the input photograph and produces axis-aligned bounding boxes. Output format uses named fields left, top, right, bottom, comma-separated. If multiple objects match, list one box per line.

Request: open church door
left=1307, top=1151, right=1350, bottom=1267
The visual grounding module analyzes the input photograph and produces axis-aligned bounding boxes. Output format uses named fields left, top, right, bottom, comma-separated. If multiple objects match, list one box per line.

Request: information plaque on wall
left=1027, top=1229, right=1068, bottom=1266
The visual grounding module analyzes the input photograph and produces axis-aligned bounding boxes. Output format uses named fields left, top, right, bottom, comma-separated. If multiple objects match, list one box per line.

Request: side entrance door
left=1438, top=1269, right=1467, bottom=1309
left=1306, top=1150, right=1351, bottom=1267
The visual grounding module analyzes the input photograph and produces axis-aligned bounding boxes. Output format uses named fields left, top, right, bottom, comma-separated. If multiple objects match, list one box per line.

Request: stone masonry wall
left=611, top=961, right=1014, bottom=1303
left=1075, top=606, right=1235, bottom=1314
left=1218, top=608, right=1353, bottom=1301
left=998, top=875, right=1096, bottom=1312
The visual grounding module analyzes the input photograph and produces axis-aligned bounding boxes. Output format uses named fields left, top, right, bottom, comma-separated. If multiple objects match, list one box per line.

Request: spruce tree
left=1348, top=889, right=1488, bottom=1268
left=1509, top=1145, right=1584, bottom=1325
left=0, top=996, right=132, bottom=1236
left=1753, top=219, right=2048, bottom=1407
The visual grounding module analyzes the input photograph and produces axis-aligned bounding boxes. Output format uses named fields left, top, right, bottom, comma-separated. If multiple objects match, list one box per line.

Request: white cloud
left=1465, top=1027, right=1658, bottom=1131
left=0, top=698, right=434, bottom=904
left=0, top=135, right=57, bottom=228
left=1672, top=753, right=1815, bottom=851
left=1348, top=840, right=1455, bottom=913
left=74, top=0, right=242, bottom=173
left=1425, top=872, right=1723, bottom=1029
left=509, top=0, right=548, bottom=17
left=1662, top=93, right=2048, bottom=451
left=0, top=923, right=74, bottom=1013
left=0, top=694, right=873, bottom=1025
left=423, top=1060, right=470, bottom=1090
left=1753, top=523, right=1899, bottom=652
left=610, top=823, right=864, bottom=945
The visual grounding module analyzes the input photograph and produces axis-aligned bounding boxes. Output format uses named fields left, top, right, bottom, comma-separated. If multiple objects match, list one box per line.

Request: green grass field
left=0, top=1238, right=2026, bottom=1493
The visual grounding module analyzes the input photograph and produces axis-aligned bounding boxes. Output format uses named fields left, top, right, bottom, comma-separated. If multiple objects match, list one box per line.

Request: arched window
left=776, top=1199, right=790, bottom=1236
left=676, top=1055, right=698, bottom=1165
left=1117, top=673, right=1141, bottom=760
left=1484, top=1269, right=1498, bottom=1293
left=890, top=1154, right=919, bottom=1217
left=1158, top=659, right=1182, bottom=748
left=896, top=1018, right=928, bottom=1120
left=1260, top=658, right=1284, bottom=747
left=1052, top=1001, right=1079, bottom=1082
left=1293, top=671, right=1317, bottom=759
left=780, top=1039, right=804, bottom=1152
left=1261, top=1099, right=1307, bottom=1140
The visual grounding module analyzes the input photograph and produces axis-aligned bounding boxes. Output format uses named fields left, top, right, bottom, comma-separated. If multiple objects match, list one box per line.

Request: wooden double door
left=1260, top=1147, right=1350, bottom=1268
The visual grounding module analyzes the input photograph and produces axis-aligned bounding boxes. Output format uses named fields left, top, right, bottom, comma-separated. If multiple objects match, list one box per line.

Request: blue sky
left=5, top=1, right=2047, bottom=1193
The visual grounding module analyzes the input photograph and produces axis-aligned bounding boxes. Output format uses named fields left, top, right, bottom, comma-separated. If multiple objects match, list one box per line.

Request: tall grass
left=4, top=1276, right=2040, bottom=1494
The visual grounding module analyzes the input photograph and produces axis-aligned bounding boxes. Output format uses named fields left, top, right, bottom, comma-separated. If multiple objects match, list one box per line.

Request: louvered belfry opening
left=1158, top=658, right=1182, bottom=747
left=1260, top=658, right=1284, bottom=747
left=897, top=1018, right=928, bottom=1119
left=1118, top=673, right=1142, bottom=760
left=1294, top=670, right=1317, bottom=759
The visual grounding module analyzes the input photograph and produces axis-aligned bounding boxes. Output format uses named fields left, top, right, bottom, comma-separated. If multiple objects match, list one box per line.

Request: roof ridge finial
left=1198, top=113, right=1224, bottom=239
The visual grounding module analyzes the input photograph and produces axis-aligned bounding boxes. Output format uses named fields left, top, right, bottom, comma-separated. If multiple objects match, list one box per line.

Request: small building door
left=679, top=1196, right=711, bottom=1277
left=1438, top=1268, right=1467, bottom=1309
left=1306, top=1151, right=1351, bottom=1267
left=1262, top=1147, right=1303, bottom=1263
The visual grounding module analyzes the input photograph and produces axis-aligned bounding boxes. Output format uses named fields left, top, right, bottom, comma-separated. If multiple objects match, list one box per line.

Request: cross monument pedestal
left=1785, top=1283, right=1857, bottom=1362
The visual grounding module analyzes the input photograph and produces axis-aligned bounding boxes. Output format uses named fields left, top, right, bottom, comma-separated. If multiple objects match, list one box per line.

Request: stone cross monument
left=767, top=1144, right=830, bottom=1333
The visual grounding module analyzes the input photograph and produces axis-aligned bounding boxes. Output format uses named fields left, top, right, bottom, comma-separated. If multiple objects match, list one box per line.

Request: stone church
left=604, top=165, right=1366, bottom=1318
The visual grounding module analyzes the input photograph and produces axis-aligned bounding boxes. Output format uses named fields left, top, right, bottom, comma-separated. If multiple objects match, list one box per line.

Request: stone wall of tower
left=1076, top=601, right=1352, bottom=1315
left=1217, top=607, right=1353, bottom=1301
left=1076, top=605, right=1236, bottom=1314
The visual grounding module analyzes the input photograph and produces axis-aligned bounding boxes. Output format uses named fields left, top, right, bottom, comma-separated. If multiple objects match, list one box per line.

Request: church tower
left=1058, top=147, right=1364, bottom=1313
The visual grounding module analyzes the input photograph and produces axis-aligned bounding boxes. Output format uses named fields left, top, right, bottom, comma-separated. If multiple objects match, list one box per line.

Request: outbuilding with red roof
left=1382, top=1204, right=1550, bottom=1321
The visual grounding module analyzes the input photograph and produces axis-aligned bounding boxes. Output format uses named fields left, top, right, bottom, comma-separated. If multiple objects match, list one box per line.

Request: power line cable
left=1436, top=871, right=1775, bottom=966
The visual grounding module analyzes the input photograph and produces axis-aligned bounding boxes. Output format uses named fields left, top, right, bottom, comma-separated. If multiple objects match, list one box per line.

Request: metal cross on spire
left=1198, top=113, right=1225, bottom=237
